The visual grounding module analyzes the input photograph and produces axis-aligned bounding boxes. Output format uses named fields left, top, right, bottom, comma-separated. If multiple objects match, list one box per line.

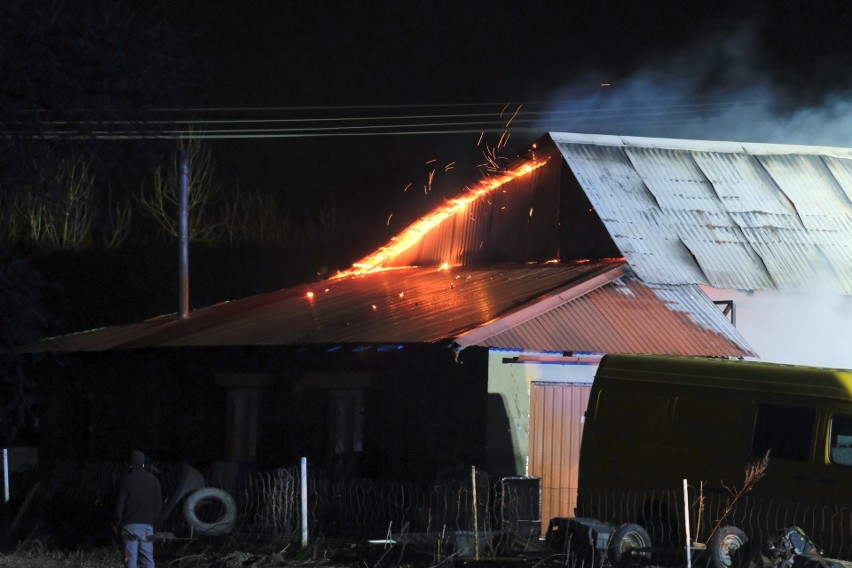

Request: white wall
left=485, top=349, right=598, bottom=476
left=701, top=286, right=852, bottom=369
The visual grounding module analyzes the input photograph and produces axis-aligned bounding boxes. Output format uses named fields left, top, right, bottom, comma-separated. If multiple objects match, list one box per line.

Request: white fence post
left=301, top=457, right=308, bottom=548
left=683, top=479, right=692, bottom=568
left=2, top=448, right=9, bottom=503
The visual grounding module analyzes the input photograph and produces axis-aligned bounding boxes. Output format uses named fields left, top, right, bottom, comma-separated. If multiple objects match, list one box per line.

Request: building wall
left=485, top=349, right=597, bottom=533
left=485, top=349, right=597, bottom=476
left=33, top=344, right=490, bottom=482
left=701, top=287, right=852, bottom=369
left=529, top=382, right=591, bottom=533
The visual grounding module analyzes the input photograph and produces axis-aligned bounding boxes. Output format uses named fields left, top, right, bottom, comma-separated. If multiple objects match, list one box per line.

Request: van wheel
left=607, top=523, right=652, bottom=567
left=709, top=526, right=749, bottom=568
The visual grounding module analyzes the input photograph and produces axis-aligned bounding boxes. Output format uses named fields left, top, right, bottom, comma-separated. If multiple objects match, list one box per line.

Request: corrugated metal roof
left=38, top=131, right=828, bottom=356
left=552, top=132, right=852, bottom=293
left=463, top=273, right=753, bottom=357
left=30, top=261, right=622, bottom=352
left=29, top=260, right=752, bottom=357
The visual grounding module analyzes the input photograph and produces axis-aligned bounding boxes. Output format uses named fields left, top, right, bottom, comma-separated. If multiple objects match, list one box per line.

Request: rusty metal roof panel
left=551, top=132, right=852, bottom=293
left=31, top=261, right=624, bottom=352
left=475, top=274, right=754, bottom=357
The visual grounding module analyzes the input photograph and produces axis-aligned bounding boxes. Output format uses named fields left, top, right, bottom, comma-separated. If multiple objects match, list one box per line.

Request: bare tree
left=137, top=140, right=227, bottom=243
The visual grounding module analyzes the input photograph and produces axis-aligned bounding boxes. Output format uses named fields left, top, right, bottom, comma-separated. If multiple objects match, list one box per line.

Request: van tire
left=607, top=523, right=652, bottom=567
left=709, top=526, right=749, bottom=568
left=183, top=487, right=237, bottom=536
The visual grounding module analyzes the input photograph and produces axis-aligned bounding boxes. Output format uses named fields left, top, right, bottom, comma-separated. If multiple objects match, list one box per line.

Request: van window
left=752, top=404, right=815, bottom=461
left=829, top=414, right=852, bottom=467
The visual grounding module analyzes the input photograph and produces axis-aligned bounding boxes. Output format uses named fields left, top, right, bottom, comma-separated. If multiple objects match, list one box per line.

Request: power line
left=0, top=99, right=775, bottom=140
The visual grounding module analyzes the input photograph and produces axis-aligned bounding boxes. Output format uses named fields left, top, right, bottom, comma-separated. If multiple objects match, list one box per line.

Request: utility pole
left=179, top=147, right=190, bottom=319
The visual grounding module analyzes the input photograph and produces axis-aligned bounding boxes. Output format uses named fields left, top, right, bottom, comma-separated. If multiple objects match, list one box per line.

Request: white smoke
left=538, top=25, right=852, bottom=147
left=704, top=287, right=852, bottom=369
left=540, top=25, right=852, bottom=369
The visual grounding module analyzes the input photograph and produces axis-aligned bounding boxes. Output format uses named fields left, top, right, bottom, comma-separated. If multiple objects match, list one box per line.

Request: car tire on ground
left=709, top=525, right=750, bottom=568
left=182, top=487, right=237, bottom=536
left=607, top=523, right=652, bottom=567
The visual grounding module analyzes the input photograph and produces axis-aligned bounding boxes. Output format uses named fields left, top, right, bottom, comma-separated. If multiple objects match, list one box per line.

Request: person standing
left=115, top=450, right=162, bottom=568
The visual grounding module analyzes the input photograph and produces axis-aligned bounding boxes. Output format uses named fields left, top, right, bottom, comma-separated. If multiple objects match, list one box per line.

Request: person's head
left=129, top=450, right=146, bottom=468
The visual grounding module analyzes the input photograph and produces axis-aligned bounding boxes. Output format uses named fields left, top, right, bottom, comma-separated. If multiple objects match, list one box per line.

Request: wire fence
left=577, top=488, right=852, bottom=561
left=7, top=462, right=852, bottom=562
left=2, top=461, right=541, bottom=552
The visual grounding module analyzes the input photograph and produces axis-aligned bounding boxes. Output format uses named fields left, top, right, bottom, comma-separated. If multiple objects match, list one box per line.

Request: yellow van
left=576, top=354, right=852, bottom=562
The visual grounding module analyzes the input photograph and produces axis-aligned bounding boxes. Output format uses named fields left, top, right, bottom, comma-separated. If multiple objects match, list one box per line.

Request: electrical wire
left=0, top=99, right=774, bottom=140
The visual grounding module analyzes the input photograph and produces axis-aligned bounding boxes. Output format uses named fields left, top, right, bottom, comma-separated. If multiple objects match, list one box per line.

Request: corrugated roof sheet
left=552, top=132, right=852, bottom=293
left=469, top=274, right=753, bottom=357
left=29, top=260, right=752, bottom=357
left=29, top=261, right=622, bottom=352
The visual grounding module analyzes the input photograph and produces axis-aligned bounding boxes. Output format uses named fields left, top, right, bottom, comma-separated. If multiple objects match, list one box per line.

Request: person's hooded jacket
left=115, top=450, right=163, bottom=528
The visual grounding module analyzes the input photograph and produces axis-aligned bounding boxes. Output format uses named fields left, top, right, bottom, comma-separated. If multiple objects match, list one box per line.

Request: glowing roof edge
left=334, top=158, right=549, bottom=278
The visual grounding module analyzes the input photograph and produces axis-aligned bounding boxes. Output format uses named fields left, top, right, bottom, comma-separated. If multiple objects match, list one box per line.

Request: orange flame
left=335, top=157, right=549, bottom=278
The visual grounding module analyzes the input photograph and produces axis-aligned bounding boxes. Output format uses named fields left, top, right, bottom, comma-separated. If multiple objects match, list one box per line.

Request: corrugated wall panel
left=529, top=382, right=591, bottom=534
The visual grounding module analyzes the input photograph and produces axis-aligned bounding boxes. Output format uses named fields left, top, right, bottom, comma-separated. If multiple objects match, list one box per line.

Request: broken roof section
left=552, top=132, right=852, bottom=293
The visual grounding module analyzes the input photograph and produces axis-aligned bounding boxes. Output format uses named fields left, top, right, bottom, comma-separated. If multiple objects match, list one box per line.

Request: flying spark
left=504, top=104, right=522, bottom=128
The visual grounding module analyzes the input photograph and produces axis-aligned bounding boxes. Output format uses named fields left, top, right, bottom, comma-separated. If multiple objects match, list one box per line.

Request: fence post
left=301, top=457, right=308, bottom=548
left=2, top=448, right=8, bottom=503
left=683, top=479, right=692, bottom=568
left=471, top=465, right=479, bottom=561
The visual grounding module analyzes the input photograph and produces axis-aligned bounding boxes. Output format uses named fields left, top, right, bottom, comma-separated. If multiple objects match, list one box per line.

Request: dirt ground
left=0, top=536, right=564, bottom=568
left=0, top=536, right=521, bottom=568
left=0, top=542, right=367, bottom=568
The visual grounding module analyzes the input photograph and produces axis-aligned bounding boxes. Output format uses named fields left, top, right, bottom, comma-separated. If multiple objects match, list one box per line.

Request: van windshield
left=830, top=414, right=852, bottom=467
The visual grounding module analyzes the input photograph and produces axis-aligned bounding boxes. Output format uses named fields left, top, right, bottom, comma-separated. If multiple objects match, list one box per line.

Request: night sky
left=4, top=0, right=852, bottom=322
left=156, top=1, right=852, bottom=260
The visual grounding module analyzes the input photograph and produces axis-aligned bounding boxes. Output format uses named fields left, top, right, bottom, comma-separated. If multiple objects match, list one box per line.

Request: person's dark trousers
left=122, top=523, right=155, bottom=568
